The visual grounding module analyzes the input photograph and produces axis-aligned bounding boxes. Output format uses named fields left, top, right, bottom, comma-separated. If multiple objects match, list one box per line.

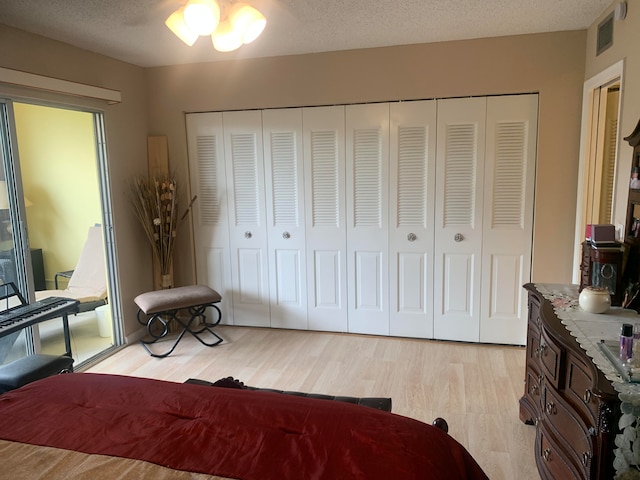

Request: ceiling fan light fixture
left=183, top=0, right=221, bottom=36
left=228, top=3, right=266, bottom=44
left=212, top=20, right=243, bottom=52
left=165, top=7, right=199, bottom=46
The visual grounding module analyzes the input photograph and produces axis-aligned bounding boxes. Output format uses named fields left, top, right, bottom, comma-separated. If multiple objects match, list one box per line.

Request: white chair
left=36, top=226, right=107, bottom=313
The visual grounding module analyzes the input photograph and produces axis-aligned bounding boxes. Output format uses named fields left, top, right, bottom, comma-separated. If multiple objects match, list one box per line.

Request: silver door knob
left=454, top=233, right=463, bottom=242
left=407, top=233, right=417, bottom=242
left=282, top=232, right=291, bottom=239
left=244, top=231, right=252, bottom=239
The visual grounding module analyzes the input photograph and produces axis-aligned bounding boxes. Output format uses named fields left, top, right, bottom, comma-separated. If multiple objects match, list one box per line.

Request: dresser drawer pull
left=546, top=402, right=556, bottom=415
left=531, top=384, right=539, bottom=395
left=543, top=448, right=551, bottom=461
left=536, top=344, right=547, bottom=358
left=582, top=452, right=590, bottom=466
left=583, top=389, right=592, bottom=403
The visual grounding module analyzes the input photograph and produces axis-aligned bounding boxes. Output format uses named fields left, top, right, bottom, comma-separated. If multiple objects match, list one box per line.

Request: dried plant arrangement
left=129, top=175, right=195, bottom=283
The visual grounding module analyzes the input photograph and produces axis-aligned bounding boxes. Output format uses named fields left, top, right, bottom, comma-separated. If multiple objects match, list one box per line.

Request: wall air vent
left=597, top=12, right=614, bottom=56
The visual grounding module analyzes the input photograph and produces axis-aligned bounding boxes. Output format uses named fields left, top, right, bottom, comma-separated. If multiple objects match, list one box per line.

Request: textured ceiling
left=0, top=0, right=613, bottom=68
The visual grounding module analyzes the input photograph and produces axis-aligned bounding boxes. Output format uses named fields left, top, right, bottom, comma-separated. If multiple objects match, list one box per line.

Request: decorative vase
left=161, top=274, right=173, bottom=289
left=579, top=286, right=611, bottom=314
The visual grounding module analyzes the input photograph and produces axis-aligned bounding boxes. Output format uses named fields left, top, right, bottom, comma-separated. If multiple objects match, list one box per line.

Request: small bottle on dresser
left=620, top=323, right=634, bottom=364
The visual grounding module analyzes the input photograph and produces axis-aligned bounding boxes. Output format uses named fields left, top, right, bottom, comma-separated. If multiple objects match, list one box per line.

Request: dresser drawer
left=542, top=385, right=592, bottom=478
left=539, top=327, right=564, bottom=390
left=566, top=352, right=599, bottom=423
left=525, top=369, right=542, bottom=405
left=537, top=422, right=584, bottom=480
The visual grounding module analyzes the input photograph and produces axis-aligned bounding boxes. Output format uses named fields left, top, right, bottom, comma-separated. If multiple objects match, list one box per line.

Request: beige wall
left=0, top=25, right=150, bottom=338
left=585, top=2, right=640, bottom=235
left=146, top=30, right=587, bottom=285
left=0, top=24, right=591, bottom=336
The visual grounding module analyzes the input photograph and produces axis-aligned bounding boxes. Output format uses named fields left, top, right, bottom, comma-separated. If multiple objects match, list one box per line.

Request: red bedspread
left=0, top=373, right=488, bottom=479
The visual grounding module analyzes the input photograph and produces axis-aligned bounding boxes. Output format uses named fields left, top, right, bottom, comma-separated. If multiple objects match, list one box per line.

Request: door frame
left=0, top=96, right=123, bottom=364
left=573, top=60, right=625, bottom=283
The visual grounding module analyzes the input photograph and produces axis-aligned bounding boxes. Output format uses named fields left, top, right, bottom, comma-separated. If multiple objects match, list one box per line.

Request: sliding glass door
left=0, top=98, right=121, bottom=367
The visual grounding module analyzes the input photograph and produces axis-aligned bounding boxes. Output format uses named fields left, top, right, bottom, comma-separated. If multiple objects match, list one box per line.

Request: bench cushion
left=0, top=354, right=74, bottom=393
left=134, top=285, right=222, bottom=315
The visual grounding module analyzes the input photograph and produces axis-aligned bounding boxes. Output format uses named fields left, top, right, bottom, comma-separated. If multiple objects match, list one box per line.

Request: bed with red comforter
left=0, top=373, right=488, bottom=479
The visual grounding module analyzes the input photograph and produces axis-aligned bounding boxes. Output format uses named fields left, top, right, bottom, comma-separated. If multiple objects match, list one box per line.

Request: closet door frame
left=303, top=106, right=348, bottom=332
left=262, top=108, right=308, bottom=330
left=345, top=103, right=390, bottom=336
left=389, top=100, right=437, bottom=339
left=223, top=110, right=271, bottom=327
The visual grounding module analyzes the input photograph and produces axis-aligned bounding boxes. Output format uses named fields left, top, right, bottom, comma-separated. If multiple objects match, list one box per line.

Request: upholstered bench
left=0, top=354, right=73, bottom=394
left=135, top=285, right=223, bottom=358
left=185, top=377, right=393, bottom=412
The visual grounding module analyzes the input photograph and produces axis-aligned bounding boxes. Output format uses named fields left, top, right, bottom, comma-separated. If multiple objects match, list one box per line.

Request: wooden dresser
left=520, top=284, right=620, bottom=479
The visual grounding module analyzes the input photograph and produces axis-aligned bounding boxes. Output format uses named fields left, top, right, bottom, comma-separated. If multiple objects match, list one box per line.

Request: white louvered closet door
left=389, top=101, right=437, bottom=338
left=223, top=110, right=271, bottom=327
left=480, top=94, right=538, bottom=344
left=346, top=103, right=390, bottom=335
left=186, top=112, right=234, bottom=324
left=433, top=97, right=486, bottom=342
left=303, top=106, right=348, bottom=332
left=262, top=109, right=308, bottom=330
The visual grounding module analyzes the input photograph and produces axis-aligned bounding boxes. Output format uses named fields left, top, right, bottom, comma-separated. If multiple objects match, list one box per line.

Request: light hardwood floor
left=86, top=326, right=540, bottom=480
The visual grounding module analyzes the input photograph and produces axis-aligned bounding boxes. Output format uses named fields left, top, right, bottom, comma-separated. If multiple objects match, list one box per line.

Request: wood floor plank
left=86, top=326, right=540, bottom=480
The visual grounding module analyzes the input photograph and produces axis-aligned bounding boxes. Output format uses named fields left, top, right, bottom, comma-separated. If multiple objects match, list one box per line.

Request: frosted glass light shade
left=229, top=3, right=266, bottom=44
left=212, top=20, right=243, bottom=52
left=184, top=0, right=221, bottom=36
left=165, top=7, right=199, bottom=46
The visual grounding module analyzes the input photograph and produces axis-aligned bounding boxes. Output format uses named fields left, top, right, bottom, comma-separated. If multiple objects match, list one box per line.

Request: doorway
left=0, top=99, right=121, bottom=368
left=573, top=61, right=624, bottom=282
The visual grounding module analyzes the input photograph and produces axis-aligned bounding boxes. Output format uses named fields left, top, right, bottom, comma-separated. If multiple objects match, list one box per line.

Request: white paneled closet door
left=186, top=112, right=234, bottom=324
left=389, top=101, right=437, bottom=338
left=303, top=106, right=348, bottom=332
left=346, top=103, right=390, bottom=335
left=480, top=94, right=538, bottom=345
left=262, top=109, right=308, bottom=330
left=223, top=110, right=271, bottom=327
left=433, top=97, right=486, bottom=342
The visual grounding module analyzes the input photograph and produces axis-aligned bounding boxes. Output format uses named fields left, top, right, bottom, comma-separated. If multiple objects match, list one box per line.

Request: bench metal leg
left=138, top=303, right=223, bottom=358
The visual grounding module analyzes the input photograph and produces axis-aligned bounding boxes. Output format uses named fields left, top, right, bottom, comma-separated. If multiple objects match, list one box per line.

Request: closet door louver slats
left=491, top=122, right=527, bottom=228
left=231, top=133, right=261, bottom=226
left=311, top=130, right=340, bottom=228
left=354, top=128, right=382, bottom=227
left=269, top=132, right=299, bottom=227
left=397, top=126, right=427, bottom=227
left=443, top=124, right=477, bottom=227
left=196, top=135, right=220, bottom=226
